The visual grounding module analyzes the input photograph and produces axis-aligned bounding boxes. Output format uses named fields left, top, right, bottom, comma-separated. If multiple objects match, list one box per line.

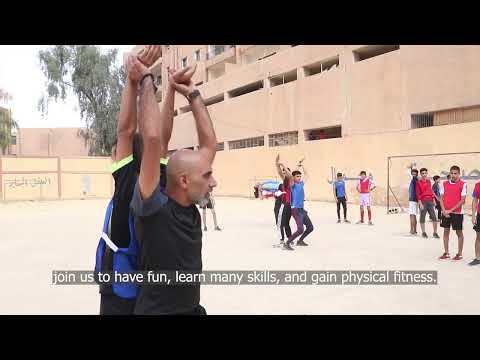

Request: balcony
left=205, top=46, right=236, bottom=76
left=206, top=45, right=235, bottom=60
left=240, top=45, right=286, bottom=65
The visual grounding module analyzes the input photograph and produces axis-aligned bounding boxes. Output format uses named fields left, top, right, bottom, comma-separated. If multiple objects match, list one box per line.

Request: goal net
left=387, top=152, right=480, bottom=215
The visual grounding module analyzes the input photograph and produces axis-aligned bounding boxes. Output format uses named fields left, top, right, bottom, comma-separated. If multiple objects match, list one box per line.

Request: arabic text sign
left=4, top=176, right=52, bottom=188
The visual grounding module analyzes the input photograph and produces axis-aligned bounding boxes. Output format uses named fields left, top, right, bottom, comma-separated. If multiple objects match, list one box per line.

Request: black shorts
left=100, top=293, right=136, bottom=315
left=474, top=214, right=480, bottom=233
left=440, top=213, right=464, bottom=231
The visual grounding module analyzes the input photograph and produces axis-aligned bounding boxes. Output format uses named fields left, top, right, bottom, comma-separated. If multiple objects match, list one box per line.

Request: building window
left=269, top=70, right=297, bottom=88
left=216, top=142, right=225, bottom=151
left=227, top=80, right=264, bottom=98
left=180, top=104, right=191, bottom=114
left=194, top=50, right=201, bottom=61
left=411, top=113, right=434, bottom=128
left=241, top=45, right=282, bottom=65
left=10, top=135, right=16, bottom=145
left=228, top=136, right=264, bottom=150
left=207, top=45, right=230, bottom=60
left=204, top=94, right=224, bottom=107
left=411, top=105, right=480, bottom=129
left=268, top=131, right=298, bottom=147
left=353, top=45, right=400, bottom=62
left=304, top=126, right=342, bottom=141
left=303, top=55, right=340, bottom=77
left=181, top=57, right=188, bottom=68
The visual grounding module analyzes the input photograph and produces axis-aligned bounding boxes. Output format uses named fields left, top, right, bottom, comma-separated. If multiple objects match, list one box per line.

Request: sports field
left=0, top=197, right=478, bottom=314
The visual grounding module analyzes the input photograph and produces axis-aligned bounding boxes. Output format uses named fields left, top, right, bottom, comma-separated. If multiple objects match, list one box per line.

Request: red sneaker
left=452, top=254, right=463, bottom=261
left=439, top=253, right=450, bottom=260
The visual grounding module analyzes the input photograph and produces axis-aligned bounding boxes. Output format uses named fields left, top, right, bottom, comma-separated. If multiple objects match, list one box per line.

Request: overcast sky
left=0, top=45, right=133, bottom=129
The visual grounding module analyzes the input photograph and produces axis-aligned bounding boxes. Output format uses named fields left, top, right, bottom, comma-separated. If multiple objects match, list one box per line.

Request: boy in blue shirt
left=333, top=172, right=349, bottom=223
left=284, top=160, right=314, bottom=251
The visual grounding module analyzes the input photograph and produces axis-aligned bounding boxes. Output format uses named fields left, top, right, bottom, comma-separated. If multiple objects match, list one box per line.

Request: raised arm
left=298, top=162, right=309, bottom=183
left=169, top=65, right=217, bottom=164
left=115, top=57, right=140, bottom=161
left=116, top=46, right=161, bottom=161
left=158, top=70, right=175, bottom=159
left=280, top=164, right=293, bottom=180
left=127, top=57, right=162, bottom=200
left=159, top=66, right=197, bottom=159
left=295, top=157, right=305, bottom=171
left=275, top=154, right=285, bottom=180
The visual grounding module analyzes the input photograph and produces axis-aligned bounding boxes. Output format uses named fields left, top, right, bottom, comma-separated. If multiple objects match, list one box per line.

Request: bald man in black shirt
left=128, top=59, right=217, bottom=315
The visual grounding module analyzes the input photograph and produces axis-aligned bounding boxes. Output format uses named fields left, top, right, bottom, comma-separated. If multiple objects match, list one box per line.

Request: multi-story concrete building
left=134, top=45, right=480, bottom=205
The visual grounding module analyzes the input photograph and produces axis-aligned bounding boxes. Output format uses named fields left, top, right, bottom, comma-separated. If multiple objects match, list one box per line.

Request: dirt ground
left=0, top=197, right=478, bottom=315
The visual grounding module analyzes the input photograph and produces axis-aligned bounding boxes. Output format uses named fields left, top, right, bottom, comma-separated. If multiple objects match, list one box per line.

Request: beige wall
left=61, top=173, right=111, bottom=199
left=210, top=121, right=480, bottom=209
left=347, top=50, right=404, bottom=135
left=0, top=156, right=112, bottom=201
left=2, top=157, right=57, bottom=172
left=17, top=128, right=89, bottom=157
left=402, top=46, right=480, bottom=114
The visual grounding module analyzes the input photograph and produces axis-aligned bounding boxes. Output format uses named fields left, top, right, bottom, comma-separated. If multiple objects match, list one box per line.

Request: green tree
left=38, top=45, right=125, bottom=156
left=0, top=89, right=17, bottom=155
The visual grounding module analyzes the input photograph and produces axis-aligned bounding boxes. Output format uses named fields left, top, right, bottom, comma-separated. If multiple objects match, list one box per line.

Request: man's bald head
left=166, top=149, right=201, bottom=183
left=166, top=149, right=217, bottom=206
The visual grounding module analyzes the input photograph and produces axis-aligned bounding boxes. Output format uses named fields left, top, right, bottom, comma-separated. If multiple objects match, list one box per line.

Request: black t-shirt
left=111, top=157, right=168, bottom=248
left=111, top=156, right=138, bottom=248
left=100, top=156, right=167, bottom=295
left=130, top=181, right=202, bottom=315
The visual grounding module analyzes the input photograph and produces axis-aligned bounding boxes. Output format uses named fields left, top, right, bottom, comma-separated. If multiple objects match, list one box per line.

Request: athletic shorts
left=419, top=200, right=437, bottom=223
left=408, top=201, right=418, bottom=215
left=359, top=193, right=371, bottom=207
left=474, top=214, right=480, bottom=233
left=440, top=213, right=464, bottom=231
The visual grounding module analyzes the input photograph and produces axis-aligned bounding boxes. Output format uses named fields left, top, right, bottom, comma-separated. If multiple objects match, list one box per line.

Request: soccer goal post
left=386, top=151, right=480, bottom=215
